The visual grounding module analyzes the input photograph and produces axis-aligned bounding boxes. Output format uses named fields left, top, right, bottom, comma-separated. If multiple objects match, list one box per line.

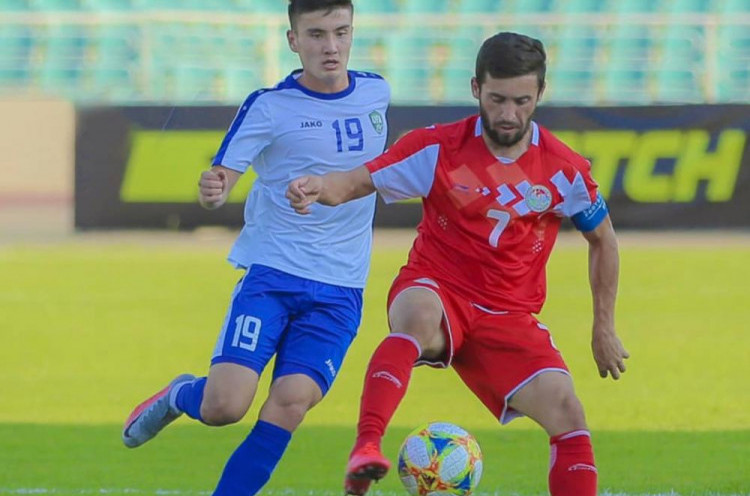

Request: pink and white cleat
left=122, top=374, right=195, bottom=448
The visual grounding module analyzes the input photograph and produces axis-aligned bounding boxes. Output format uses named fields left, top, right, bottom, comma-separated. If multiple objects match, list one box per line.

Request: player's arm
left=581, top=215, right=630, bottom=380
left=286, top=165, right=375, bottom=215
left=202, top=91, right=272, bottom=210
left=288, top=127, right=439, bottom=214
left=198, top=165, right=242, bottom=210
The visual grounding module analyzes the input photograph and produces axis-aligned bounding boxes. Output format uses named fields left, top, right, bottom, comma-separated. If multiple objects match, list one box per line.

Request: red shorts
left=388, top=267, right=569, bottom=424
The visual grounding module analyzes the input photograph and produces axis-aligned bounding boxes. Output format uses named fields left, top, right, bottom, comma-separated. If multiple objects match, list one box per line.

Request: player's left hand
left=286, top=175, right=323, bottom=215
left=591, top=330, right=629, bottom=380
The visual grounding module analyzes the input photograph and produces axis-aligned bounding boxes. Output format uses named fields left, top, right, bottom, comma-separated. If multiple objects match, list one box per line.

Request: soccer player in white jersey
left=121, top=2, right=390, bottom=494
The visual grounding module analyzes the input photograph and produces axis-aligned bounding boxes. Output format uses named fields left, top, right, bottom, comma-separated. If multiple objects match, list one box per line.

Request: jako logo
left=325, top=359, right=337, bottom=378
left=372, top=371, right=402, bottom=388
left=300, top=120, right=323, bottom=129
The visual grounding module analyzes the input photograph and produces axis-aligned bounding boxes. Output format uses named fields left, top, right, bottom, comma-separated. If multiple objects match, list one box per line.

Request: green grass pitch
left=0, top=232, right=748, bottom=495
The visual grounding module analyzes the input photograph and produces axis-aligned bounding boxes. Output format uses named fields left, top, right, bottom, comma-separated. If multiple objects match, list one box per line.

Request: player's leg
left=507, top=372, right=596, bottom=496
left=198, top=362, right=260, bottom=425
left=122, top=265, right=288, bottom=448
left=212, top=279, right=360, bottom=496
left=507, top=370, right=587, bottom=436
left=212, top=374, right=321, bottom=496
left=454, top=311, right=596, bottom=496
left=354, top=287, right=446, bottom=447
left=346, top=280, right=454, bottom=495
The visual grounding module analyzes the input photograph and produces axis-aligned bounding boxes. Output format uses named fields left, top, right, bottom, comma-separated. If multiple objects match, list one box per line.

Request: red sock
left=549, top=430, right=597, bottom=496
left=354, top=334, right=421, bottom=450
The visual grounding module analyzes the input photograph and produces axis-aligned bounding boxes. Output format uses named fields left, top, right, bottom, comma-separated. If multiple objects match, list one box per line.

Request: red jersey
left=366, top=115, right=601, bottom=313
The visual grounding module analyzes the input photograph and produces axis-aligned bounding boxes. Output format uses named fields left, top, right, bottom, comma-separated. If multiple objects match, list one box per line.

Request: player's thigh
left=453, top=312, right=569, bottom=424
left=388, top=282, right=448, bottom=359
left=211, top=265, right=293, bottom=377
left=273, top=283, right=363, bottom=397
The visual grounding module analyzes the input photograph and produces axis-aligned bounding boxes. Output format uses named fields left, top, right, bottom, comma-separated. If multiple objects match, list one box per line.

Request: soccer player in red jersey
left=287, top=32, right=629, bottom=496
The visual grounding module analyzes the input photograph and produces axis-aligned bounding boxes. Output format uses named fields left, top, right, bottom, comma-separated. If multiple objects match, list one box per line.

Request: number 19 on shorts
left=232, top=315, right=261, bottom=351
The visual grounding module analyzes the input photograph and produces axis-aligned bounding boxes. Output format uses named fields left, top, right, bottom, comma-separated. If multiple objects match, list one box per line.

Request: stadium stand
left=0, top=0, right=747, bottom=104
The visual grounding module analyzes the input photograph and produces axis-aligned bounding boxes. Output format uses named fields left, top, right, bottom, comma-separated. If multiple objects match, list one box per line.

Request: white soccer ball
left=397, top=422, right=483, bottom=496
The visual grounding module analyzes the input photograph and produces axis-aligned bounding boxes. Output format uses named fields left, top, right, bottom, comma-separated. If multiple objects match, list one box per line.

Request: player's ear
left=471, top=77, right=480, bottom=100
left=287, top=29, right=298, bottom=53
left=537, top=81, right=546, bottom=101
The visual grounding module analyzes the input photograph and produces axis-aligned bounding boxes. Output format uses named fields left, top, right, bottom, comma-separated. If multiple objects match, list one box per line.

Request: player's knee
left=200, top=396, right=247, bottom=426
left=276, top=399, right=309, bottom=427
left=555, top=393, right=586, bottom=429
left=257, top=375, right=321, bottom=431
left=260, top=393, right=315, bottom=431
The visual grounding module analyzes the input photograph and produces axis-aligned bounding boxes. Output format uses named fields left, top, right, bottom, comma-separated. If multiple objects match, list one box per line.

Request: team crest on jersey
left=369, top=111, right=384, bottom=134
left=525, top=185, right=553, bottom=212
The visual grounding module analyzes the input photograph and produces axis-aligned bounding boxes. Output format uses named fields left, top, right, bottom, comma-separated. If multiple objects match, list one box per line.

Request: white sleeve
left=212, top=91, right=273, bottom=173
left=366, top=128, right=441, bottom=203
left=370, top=145, right=440, bottom=203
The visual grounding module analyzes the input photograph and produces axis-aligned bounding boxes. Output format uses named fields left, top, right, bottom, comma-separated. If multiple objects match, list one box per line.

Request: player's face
left=288, top=7, right=353, bottom=93
left=472, top=73, right=543, bottom=150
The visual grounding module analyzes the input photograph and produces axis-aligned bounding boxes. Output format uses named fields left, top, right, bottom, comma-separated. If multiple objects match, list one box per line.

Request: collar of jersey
left=475, top=117, right=540, bottom=163
left=475, top=117, right=540, bottom=147
left=283, top=69, right=357, bottom=100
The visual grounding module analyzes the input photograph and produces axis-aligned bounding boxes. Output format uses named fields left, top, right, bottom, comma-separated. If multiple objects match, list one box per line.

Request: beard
left=479, top=106, right=530, bottom=148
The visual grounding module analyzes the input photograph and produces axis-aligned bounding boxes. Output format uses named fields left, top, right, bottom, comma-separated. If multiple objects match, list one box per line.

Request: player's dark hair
left=475, top=32, right=546, bottom=92
left=288, top=0, right=354, bottom=28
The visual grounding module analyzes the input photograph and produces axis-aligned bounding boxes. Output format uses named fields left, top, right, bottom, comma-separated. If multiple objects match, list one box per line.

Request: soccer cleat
left=122, top=373, right=195, bottom=448
left=344, top=442, right=391, bottom=495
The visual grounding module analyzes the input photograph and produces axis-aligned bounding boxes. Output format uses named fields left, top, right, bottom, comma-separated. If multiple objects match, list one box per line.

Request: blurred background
left=2, top=0, right=749, bottom=235
left=0, top=0, right=748, bottom=106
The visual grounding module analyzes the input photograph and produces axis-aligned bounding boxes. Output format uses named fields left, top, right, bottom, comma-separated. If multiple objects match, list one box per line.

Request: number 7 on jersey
left=487, top=209, right=511, bottom=248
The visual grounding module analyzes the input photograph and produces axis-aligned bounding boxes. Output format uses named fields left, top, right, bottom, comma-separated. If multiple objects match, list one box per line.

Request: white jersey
left=213, top=70, right=390, bottom=288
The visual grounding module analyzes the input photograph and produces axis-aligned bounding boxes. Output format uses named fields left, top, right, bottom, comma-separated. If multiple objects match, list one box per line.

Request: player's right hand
left=286, top=175, right=323, bottom=215
left=592, top=330, right=630, bottom=380
left=199, top=169, right=228, bottom=209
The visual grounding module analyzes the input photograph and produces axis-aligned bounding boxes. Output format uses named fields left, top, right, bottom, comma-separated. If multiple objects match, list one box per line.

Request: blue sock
left=173, top=377, right=207, bottom=423
left=213, top=420, right=292, bottom=496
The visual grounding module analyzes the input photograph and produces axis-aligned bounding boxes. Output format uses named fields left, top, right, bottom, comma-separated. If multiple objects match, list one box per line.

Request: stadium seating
left=0, top=0, right=747, bottom=105
left=85, top=0, right=136, bottom=10
left=383, top=30, right=437, bottom=103
left=355, top=0, right=398, bottom=14
left=666, top=0, right=714, bottom=13
left=722, top=0, right=750, bottom=13
left=0, top=0, right=31, bottom=11
left=33, top=0, right=83, bottom=11
left=456, top=0, right=498, bottom=14
left=0, top=24, right=33, bottom=89
left=224, top=66, right=264, bottom=99
left=558, top=0, right=608, bottom=13
left=611, top=0, right=657, bottom=13
left=402, top=0, right=451, bottom=15
left=717, top=20, right=750, bottom=102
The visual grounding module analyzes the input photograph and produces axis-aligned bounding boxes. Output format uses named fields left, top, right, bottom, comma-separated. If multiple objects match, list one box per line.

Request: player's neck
left=482, top=126, right=532, bottom=162
left=297, top=71, right=350, bottom=94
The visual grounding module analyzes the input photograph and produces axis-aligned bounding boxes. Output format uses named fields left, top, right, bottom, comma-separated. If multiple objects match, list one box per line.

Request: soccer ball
left=397, top=422, right=483, bottom=496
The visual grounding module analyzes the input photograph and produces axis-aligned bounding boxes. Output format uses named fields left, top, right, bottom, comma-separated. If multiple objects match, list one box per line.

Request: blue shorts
left=211, top=264, right=363, bottom=396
